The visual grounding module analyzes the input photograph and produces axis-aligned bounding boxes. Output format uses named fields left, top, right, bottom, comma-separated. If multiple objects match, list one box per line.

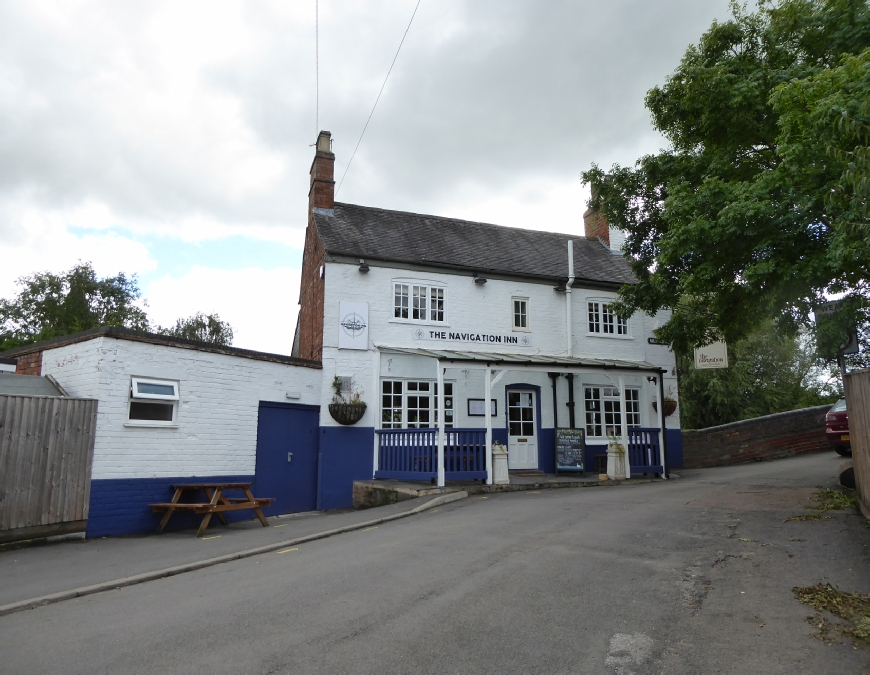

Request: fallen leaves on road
left=784, top=513, right=832, bottom=522
left=805, top=488, right=858, bottom=512
left=794, top=584, right=870, bottom=647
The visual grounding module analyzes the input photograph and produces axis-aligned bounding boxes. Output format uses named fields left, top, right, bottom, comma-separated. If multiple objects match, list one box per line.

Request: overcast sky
left=0, top=0, right=734, bottom=353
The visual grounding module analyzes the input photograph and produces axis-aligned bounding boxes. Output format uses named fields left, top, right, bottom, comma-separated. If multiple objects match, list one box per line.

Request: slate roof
left=0, top=373, right=66, bottom=397
left=313, top=202, right=636, bottom=287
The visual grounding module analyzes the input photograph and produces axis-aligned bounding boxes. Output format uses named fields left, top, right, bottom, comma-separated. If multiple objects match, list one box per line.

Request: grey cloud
left=0, top=0, right=733, bottom=238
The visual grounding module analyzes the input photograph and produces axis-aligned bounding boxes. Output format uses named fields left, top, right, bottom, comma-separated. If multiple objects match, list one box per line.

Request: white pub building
left=294, top=131, right=681, bottom=496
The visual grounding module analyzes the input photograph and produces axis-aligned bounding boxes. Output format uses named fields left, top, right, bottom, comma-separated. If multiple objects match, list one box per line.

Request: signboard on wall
left=694, top=341, right=728, bottom=369
left=555, top=428, right=586, bottom=473
left=412, top=328, right=532, bottom=347
left=338, top=301, right=369, bottom=350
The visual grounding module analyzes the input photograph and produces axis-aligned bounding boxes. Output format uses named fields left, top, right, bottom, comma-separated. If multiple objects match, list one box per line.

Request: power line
left=336, top=0, right=422, bottom=195
left=316, top=0, right=319, bottom=136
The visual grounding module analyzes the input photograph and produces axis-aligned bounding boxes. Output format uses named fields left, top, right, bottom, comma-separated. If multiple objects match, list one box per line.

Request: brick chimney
left=309, top=130, right=335, bottom=211
left=583, top=185, right=609, bottom=247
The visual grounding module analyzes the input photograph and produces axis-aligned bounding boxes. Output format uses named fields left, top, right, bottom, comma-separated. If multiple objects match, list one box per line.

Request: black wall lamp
left=358, top=260, right=370, bottom=273
left=473, top=275, right=487, bottom=285
left=553, top=283, right=566, bottom=292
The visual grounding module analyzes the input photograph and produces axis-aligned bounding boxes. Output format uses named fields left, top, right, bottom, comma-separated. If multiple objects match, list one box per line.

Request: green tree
left=0, top=262, right=149, bottom=351
left=677, top=321, right=838, bottom=429
left=581, top=0, right=870, bottom=358
left=158, top=312, right=234, bottom=346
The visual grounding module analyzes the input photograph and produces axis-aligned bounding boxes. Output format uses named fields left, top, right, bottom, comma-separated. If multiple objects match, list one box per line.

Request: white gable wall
left=41, top=337, right=322, bottom=479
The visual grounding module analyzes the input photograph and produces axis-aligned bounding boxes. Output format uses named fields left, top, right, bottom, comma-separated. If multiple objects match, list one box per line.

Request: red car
left=826, top=398, right=851, bottom=456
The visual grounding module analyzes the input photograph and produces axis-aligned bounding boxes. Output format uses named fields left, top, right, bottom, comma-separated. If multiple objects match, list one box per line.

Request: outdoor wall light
left=358, top=260, right=370, bottom=273
left=553, top=283, right=566, bottom=292
left=646, top=376, right=657, bottom=384
left=473, top=276, right=487, bottom=284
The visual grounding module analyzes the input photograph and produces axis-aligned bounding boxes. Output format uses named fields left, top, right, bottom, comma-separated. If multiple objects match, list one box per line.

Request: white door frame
left=506, top=388, right=539, bottom=470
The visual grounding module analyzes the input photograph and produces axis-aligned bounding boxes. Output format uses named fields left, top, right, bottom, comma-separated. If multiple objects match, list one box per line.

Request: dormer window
left=393, top=282, right=446, bottom=324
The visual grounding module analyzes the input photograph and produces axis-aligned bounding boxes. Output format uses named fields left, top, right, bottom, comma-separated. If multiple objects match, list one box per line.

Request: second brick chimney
left=583, top=186, right=609, bottom=247
left=309, top=130, right=335, bottom=212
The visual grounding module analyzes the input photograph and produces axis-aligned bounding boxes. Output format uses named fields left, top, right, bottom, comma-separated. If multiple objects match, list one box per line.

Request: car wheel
left=835, top=446, right=852, bottom=457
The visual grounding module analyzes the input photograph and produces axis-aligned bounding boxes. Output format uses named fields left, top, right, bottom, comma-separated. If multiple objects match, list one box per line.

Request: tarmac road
left=1, top=452, right=867, bottom=674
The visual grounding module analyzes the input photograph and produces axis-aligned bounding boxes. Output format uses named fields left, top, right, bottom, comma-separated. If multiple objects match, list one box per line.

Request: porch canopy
left=374, top=346, right=670, bottom=486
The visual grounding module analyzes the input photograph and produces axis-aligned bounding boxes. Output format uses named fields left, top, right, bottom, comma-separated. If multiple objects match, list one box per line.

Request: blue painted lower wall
left=87, top=474, right=254, bottom=538
left=86, top=427, right=683, bottom=538
left=318, top=426, right=375, bottom=511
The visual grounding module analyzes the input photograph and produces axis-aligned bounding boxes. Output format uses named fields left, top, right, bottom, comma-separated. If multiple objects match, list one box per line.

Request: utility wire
left=316, top=0, right=319, bottom=136
left=336, top=0, right=422, bottom=194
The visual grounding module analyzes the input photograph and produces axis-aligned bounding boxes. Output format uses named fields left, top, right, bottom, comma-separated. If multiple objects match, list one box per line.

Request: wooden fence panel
left=0, top=395, right=98, bottom=540
left=844, top=369, right=870, bottom=518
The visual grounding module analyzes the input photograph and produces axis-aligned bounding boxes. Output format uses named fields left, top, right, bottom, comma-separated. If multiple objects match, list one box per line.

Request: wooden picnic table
left=150, top=482, right=274, bottom=537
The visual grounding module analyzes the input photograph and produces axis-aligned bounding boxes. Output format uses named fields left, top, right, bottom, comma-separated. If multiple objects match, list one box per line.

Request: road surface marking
left=277, top=548, right=299, bottom=554
left=202, top=536, right=221, bottom=540
left=362, top=527, right=378, bottom=532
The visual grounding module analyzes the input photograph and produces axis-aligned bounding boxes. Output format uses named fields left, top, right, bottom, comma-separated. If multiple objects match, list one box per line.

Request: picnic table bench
left=150, top=482, right=274, bottom=537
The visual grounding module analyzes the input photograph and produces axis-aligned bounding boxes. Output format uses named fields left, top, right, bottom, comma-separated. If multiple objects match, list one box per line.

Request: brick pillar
left=16, top=351, right=42, bottom=376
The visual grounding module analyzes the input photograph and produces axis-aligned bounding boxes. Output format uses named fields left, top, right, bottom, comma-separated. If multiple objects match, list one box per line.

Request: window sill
left=390, top=319, right=450, bottom=327
left=511, top=327, right=531, bottom=333
left=585, top=333, right=634, bottom=340
left=124, top=422, right=179, bottom=429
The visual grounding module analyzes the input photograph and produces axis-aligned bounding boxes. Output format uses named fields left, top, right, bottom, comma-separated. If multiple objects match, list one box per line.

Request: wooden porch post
left=656, top=373, right=668, bottom=479
left=437, top=361, right=445, bottom=487
left=619, top=375, right=630, bottom=479
left=372, top=349, right=380, bottom=476
left=485, top=366, right=493, bottom=485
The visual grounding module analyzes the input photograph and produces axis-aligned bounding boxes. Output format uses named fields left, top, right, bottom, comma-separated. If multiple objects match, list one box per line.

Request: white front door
left=507, top=390, right=538, bottom=469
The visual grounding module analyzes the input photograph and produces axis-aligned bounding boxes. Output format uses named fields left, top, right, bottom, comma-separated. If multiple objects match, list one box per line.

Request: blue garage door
left=255, top=402, right=320, bottom=516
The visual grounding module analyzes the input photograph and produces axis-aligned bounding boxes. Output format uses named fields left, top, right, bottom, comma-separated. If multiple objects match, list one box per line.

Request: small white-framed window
left=587, top=301, right=629, bottom=336
left=512, top=297, right=530, bottom=331
left=128, top=377, right=179, bottom=425
left=393, top=282, right=447, bottom=324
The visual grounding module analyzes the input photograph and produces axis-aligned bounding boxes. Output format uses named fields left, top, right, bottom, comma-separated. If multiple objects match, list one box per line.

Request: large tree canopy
left=582, top=0, right=870, bottom=357
left=0, top=263, right=234, bottom=351
left=0, top=262, right=149, bottom=350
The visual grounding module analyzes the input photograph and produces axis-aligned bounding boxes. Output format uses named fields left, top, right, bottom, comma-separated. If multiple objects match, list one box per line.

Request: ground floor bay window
left=381, top=380, right=453, bottom=429
left=584, top=386, right=640, bottom=439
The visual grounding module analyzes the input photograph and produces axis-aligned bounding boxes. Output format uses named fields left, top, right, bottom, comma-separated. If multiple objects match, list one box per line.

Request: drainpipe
left=566, top=240, right=575, bottom=357
left=548, top=372, right=560, bottom=428
left=566, top=373, right=576, bottom=429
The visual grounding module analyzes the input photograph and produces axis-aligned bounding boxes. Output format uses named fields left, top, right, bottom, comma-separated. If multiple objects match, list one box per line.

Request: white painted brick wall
left=41, top=337, right=322, bottom=479
left=321, top=261, right=679, bottom=432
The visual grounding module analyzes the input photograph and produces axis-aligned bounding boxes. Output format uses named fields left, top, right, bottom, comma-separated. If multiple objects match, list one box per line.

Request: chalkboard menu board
left=555, top=428, right=586, bottom=473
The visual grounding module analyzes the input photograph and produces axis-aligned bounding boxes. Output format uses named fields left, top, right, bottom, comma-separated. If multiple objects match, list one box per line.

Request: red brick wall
left=682, top=405, right=833, bottom=468
left=15, top=351, right=42, bottom=376
left=297, top=224, right=326, bottom=362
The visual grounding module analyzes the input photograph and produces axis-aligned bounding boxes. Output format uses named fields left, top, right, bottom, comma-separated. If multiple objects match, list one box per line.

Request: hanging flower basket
left=328, top=403, right=367, bottom=425
left=652, top=399, right=678, bottom=417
